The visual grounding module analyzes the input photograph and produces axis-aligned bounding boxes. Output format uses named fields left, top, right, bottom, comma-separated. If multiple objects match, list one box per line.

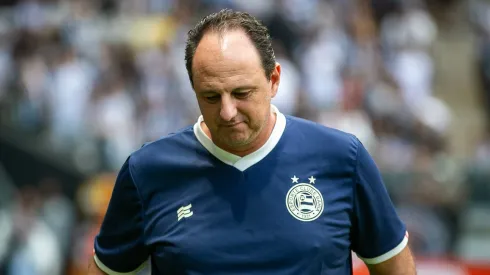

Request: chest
left=142, top=167, right=354, bottom=274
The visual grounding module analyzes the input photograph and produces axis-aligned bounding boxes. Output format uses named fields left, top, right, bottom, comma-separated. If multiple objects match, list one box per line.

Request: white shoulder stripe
left=94, top=254, right=149, bottom=275
left=357, top=233, right=409, bottom=265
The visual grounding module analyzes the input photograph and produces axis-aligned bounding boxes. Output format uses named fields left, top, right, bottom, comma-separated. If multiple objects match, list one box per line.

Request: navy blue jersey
left=94, top=106, right=407, bottom=275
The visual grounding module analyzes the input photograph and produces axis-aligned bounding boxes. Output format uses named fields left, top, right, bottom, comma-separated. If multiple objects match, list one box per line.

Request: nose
left=220, top=95, right=237, bottom=122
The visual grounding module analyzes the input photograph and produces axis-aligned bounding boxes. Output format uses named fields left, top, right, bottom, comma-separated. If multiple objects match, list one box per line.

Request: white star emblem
left=308, top=176, right=316, bottom=184
left=291, top=176, right=299, bottom=183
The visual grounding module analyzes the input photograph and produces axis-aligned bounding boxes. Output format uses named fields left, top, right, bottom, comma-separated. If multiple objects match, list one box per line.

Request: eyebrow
left=232, top=86, right=255, bottom=93
left=200, top=86, right=256, bottom=94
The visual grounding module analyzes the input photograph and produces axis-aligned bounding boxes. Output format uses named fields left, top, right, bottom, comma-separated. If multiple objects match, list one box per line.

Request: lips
left=221, top=122, right=242, bottom=127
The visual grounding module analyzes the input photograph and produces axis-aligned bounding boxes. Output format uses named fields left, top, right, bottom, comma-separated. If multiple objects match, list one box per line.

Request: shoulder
left=284, top=115, right=361, bottom=162
left=127, top=125, right=199, bottom=173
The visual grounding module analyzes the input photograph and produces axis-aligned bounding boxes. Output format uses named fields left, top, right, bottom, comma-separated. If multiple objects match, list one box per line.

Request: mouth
left=221, top=122, right=243, bottom=128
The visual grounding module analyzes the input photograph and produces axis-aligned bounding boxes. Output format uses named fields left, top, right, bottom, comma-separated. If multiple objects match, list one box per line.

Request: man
left=89, top=9, right=416, bottom=275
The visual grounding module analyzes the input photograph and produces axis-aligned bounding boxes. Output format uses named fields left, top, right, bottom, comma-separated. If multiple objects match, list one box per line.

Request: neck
left=204, top=112, right=277, bottom=157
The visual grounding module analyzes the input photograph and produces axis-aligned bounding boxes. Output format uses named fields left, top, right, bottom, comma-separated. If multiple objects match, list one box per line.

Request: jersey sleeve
left=350, top=138, right=408, bottom=265
left=93, top=157, right=150, bottom=274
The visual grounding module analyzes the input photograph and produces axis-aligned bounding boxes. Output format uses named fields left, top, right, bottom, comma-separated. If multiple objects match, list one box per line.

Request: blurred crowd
left=0, top=0, right=489, bottom=274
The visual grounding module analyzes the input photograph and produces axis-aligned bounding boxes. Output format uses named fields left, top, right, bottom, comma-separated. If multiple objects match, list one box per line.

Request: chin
left=221, top=131, right=256, bottom=147
left=216, top=127, right=260, bottom=148
left=224, top=136, right=251, bottom=148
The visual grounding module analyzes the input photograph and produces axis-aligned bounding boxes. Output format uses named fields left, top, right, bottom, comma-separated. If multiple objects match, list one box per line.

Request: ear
left=270, top=62, right=281, bottom=98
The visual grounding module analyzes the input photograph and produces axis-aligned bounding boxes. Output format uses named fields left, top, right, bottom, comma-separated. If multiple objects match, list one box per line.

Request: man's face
left=192, top=29, right=280, bottom=151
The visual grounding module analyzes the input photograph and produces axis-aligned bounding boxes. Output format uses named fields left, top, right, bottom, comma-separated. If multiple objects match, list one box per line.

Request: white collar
left=193, top=105, right=286, bottom=171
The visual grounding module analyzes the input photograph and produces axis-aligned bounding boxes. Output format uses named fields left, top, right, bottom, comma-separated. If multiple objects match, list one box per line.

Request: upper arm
left=92, top=157, right=150, bottom=274
left=367, top=245, right=416, bottom=275
left=350, top=138, right=410, bottom=267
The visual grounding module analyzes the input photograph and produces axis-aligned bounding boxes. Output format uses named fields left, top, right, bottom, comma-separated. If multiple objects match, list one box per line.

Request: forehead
left=192, top=30, right=265, bottom=90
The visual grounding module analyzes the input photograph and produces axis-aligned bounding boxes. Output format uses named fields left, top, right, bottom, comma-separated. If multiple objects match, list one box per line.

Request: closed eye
left=202, top=93, right=220, bottom=103
left=233, top=90, right=252, bottom=99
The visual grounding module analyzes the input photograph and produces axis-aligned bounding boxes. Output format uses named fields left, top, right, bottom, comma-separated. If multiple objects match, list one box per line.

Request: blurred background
left=0, top=0, right=489, bottom=274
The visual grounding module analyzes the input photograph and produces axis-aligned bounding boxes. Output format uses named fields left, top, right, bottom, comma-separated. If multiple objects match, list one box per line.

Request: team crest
left=286, top=176, right=324, bottom=222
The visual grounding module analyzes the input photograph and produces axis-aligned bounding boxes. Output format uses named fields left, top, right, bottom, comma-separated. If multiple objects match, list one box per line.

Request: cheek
left=198, top=105, right=218, bottom=126
left=239, top=104, right=266, bottom=126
